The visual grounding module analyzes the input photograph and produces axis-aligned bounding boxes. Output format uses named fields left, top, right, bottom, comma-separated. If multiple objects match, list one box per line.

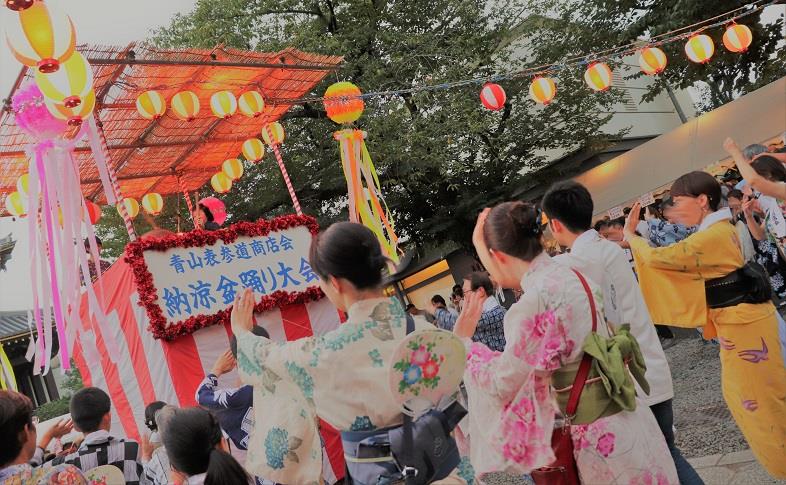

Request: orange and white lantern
left=171, top=91, right=200, bottom=121
left=241, top=138, right=265, bottom=162
left=238, top=91, right=265, bottom=117
left=6, top=0, right=76, bottom=73
left=584, top=62, right=612, bottom=92
left=142, top=193, right=164, bottom=215
left=136, top=90, right=167, bottom=120
left=261, top=122, right=285, bottom=146
left=529, top=77, right=556, bottom=105
left=222, top=158, right=244, bottom=181
left=210, top=91, right=237, bottom=119
left=685, top=34, right=715, bottom=64
left=34, top=51, right=93, bottom=108
left=211, top=172, right=232, bottom=194
left=723, top=24, right=753, bottom=53
left=639, top=47, right=668, bottom=75
left=116, top=197, right=139, bottom=219
left=5, top=192, right=27, bottom=217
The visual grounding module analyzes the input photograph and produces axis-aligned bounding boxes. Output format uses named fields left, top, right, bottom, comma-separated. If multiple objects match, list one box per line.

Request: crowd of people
left=2, top=134, right=786, bottom=484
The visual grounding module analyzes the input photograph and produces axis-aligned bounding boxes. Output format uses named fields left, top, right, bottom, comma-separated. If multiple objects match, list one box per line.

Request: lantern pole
left=264, top=124, right=303, bottom=216
left=176, top=173, right=197, bottom=230
left=94, top=117, right=137, bottom=241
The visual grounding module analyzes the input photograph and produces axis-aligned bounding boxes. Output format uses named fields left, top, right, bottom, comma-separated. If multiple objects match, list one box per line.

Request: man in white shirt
left=542, top=181, right=703, bottom=485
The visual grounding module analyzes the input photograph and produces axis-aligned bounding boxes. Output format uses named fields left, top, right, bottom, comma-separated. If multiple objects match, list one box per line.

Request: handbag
left=531, top=269, right=597, bottom=485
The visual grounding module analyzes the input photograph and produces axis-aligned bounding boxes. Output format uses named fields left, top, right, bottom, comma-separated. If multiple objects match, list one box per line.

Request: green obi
left=551, top=325, right=650, bottom=425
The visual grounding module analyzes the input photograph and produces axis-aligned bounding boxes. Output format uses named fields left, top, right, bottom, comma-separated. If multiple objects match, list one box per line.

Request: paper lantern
left=171, top=91, right=200, bottom=121
left=685, top=34, right=715, bottom=64
left=584, top=62, right=613, bottom=92
left=46, top=88, right=95, bottom=126
left=16, top=173, right=29, bottom=195
left=529, top=77, right=556, bottom=105
left=241, top=138, right=265, bottom=162
left=5, top=192, right=27, bottom=217
left=34, top=51, right=93, bottom=108
left=222, top=158, right=244, bottom=181
left=261, top=122, right=285, bottom=146
left=84, top=200, right=101, bottom=224
left=323, top=82, right=364, bottom=124
left=5, top=0, right=35, bottom=11
left=639, top=47, right=668, bottom=75
left=136, top=90, right=166, bottom=120
left=211, top=172, right=232, bottom=194
left=480, top=83, right=506, bottom=111
left=723, top=24, right=753, bottom=53
left=6, top=0, right=76, bottom=73
left=238, top=91, right=265, bottom=117
left=116, top=197, right=139, bottom=219
left=142, top=193, right=164, bottom=215
left=210, top=91, right=237, bottom=119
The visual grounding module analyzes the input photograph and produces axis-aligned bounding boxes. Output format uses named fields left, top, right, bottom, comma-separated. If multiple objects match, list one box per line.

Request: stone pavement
left=688, top=449, right=786, bottom=484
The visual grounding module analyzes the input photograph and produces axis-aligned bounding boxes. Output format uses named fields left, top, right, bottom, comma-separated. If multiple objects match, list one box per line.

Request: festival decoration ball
left=34, top=51, right=93, bottom=108
left=12, top=82, right=68, bottom=140
left=5, top=192, right=27, bottom=217
left=142, top=193, right=164, bottom=215
left=5, top=0, right=35, bottom=11
left=528, top=77, right=556, bottom=105
left=723, top=24, right=753, bottom=53
left=584, top=62, right=613, bottom=91
left=16, top=173, right=29, bottom=196
left=136, top=90, right=166, bottom=120
left=323, top=82, right=364, bottom=124
left=171, top=91, right=200, bottom=121
left=210, top=91, right=237, bottom=119
left=222, top=158, right=244, bottom=181
left=211, top=172, right=232, bottom=194
left=261, top=122, right=285, bottom=146
left=6, top=0, right=76, bottom=73
left=638, top=47, right=668, bottom=75
left=84, top=200, right=101, bottom=224
left=685, top=34, right=715, bottom=64
left=116, top=197, right=139, bottom=219
left=46, top=88, right=95, bottom=126
left=238, top=91, right=265, bottom=117
left=480, top=83, right=507, bottom=111
left=241, top=138, right=265, bottom=162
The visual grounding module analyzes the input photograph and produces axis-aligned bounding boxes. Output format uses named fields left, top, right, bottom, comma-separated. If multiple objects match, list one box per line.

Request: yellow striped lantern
left=723, top=24, right=753, bottom=53
left=584, top=62, right=612, bottom=92
left=529, top=76, right=556, bottom=105
left=241, top=138, right=265, bottom=162
left=222, top=158, right=244, bottom=181
left=323, top=82, right=364, bottom=124
left=5, top=0, right=35, bottom=11
left=211, top=172, right=232, bottom=194
left=34, top=51, right=93, bottom=108
left=116, top=197, right=139, bottom=219
left=142, top=193, right=164, bottom=215
left=136, top=90, right=167, bottom=120
left=5, top=191, right=27, bottom=217
left=261, top=122, right=285, bottom=146
left=638, top=47, right=668, bottom=75
left=210, top=91, right=237, bottom=119
left=6, top=0, right=76, bottom=73
left=171, top=91, right=200, bottom=121
left=238, top=91, right=265, bottom=117
left=685, top=34, right=715, bottom=64
left=46, top=88, right=95, bottom=126
left=16, top=173, right=29, bottom=196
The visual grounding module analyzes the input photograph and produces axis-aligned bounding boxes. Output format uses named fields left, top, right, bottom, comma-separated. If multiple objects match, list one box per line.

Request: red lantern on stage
left=480, top=83, right=506, bottom=111
left=723, top=24, right=753, bottom=53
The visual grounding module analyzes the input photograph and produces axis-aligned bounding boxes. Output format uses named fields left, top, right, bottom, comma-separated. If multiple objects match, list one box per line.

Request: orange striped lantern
left=136, top=90, right=167, bottom=120
left=638, top=47, right=668, bottom=75
left=723, top=24, right=753, bottom=53
left=35, top=51, right=93, bottom=108
left=210, top=91, right=237, bottom=119
left=238, top=91, right=265, bottom=118
left=529, top=77, right=556, bottom=105
left=323, top=82, right=364, bottom=124
left=261, top=122, right=285, bottom=146
left=5, top=192, right=27, bottom=217
left=222, top=158, right=244, bottom=181
left=142, top=193, right=164, bottom=215
left=6, top=0, right=76, bottom=73
left=5, top=0, right=35, bottom=11
left=46, top=88, right=95, bottom=126
left=171, top=91, right=200, bottom=121
left=211, top=172, right=232, bottom=194
left=116, top=197, right=139, bottom=219
left=16, top=173, right=29, bottom=196
left=84, top=200, right=101, bottom=224
left=685, top=34, right=715, bottom=64
left=480, top=83, right=507, bottom=110
left=584, top=62, right=613, bottom=92
left=241, top=138, right=265, bottom=162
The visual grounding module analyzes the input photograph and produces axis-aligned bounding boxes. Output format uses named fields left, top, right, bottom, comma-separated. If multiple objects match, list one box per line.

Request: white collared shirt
left=698, top=208, right=732, bottom=232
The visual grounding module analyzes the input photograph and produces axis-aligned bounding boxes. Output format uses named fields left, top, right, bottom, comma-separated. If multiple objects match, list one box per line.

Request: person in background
left=50, top=387, right=143, bottom=484
left=728, top=137, right=786, bottom=199
left=196, top=197, right=227, bottom=231
left=460, top=272, right=506, bottom=352
left=142, top=404, right=176, bottom=485
left=432, top=294, right=458, bottom=331
left=727, top=189, right=757, bottom=262
left=82, top=237, right=111, bottom=284
left=163, top=407, right=251, bottom=485
left=450, top=285, right=464, bottom=315
left=405, top=303, right=434, bottom=324
left=143, top=401, right=167, bottom=450
left=645, top=197, right=697, bottom=248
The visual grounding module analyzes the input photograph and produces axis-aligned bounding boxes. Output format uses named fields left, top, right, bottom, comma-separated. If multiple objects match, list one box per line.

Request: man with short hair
left=542, top=181, right=702, bottom=485
left=431, top=295, right=458, bottom=331
left=51, top=387, right=143, bottom=484
left=461, top=272, right=506, bottom=352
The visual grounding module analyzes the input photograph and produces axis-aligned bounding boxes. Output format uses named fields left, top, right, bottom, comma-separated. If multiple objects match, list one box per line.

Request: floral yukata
left=461, top=253, right=678, bottom=484
left=236, top=297, right=431, bottom=485
left=0, top=463, right=86, bottom=485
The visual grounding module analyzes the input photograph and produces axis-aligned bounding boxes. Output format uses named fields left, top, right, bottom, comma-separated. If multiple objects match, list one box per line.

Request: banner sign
left=639, top=192, right=656, bottom=207
left=608, top=206, right=624, bottom=219
left=125, top=215, right=324, bottom=340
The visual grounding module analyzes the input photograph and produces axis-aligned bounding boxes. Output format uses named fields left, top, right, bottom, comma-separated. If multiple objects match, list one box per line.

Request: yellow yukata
left=629, top=210, right=786, bottom=478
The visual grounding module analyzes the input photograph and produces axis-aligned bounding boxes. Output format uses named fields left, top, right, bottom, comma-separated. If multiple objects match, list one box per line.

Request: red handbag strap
left=565, top=269, right=598, bottom=417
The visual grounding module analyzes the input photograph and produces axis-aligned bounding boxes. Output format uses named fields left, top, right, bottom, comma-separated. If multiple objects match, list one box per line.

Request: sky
left=0, top=0, right=197, bottom=311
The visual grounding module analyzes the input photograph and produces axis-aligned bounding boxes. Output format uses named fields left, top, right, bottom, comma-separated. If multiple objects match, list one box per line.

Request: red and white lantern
left=480, top=83, right=506, bottom=111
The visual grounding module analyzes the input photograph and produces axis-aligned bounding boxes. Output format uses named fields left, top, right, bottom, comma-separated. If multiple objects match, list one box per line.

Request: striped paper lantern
left=16, top=173, right=29, bottom=196
left=685, top=34, right=715, bottom=64
left=323, top=82, right=365, bottom=124
left=6, top=0, right=76, bottom=73
left=34, top=51, right=93, bottom=108
left=261, top=122, right=286, bottom=146
left=116, top=197, right=139, bottom=219
left=638, top=47, right=668, bottom=75
left=241, top=138, right=265, bottom=162
left=480, top=83, right=506, bottom=111
left=222, top=158, right=244, bottom=181
left=210, top=91, right=237, bottom=119
left=46, top=88, right=96, bottom=126
left=5, top=192, right=27, bottom=217
left=238, top=91, right=265, bottom=117
left=584, top=62, right=612, bottom=92
left=171, top=91, right=200, bottom=121
left=136, top=90, right=167, bottom=120
left=211, top=172, right=232, bottom=194
left=529, top=77, right=556, bottom=105
left=723, top=24, right=753, bottom=53
left=142, top=193, right=164, bottom=215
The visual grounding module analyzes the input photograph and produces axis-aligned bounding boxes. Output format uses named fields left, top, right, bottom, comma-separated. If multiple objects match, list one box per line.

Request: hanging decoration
left=241, top=138, right=265, bottom=162
left=529, top=77, right=556, bottom=105
left=171, top=91, right=200, bottom=121
left=238, top=90, right=265, bottom=117
left=685, top=34, right=715, bottom=64
left=45, top=88, right=96, bottom=126
left=211, top=172, right=232, bottom=194
left=5, top=0, right=76, bottom=73
left=5, top=0, right=34, bottom=11
left=723, top=23, right=753, bottom=53
left=638, top=47, right=668, bottom=75
left=324, top=82, right=365, bottom=124
left=261, top=121, right=286, bottom=145
left=136, top=90, right=167, bottom=120
left=5, top=191, right=27, bottom=217
left=210, top=91, right=237, bottom=119
left=84, top=200, right=101, bottom=224
left=584, top=62, right=613, bottom=91
left=261, top=122, right=302, bottom=216
left=34, top=51, right=93, bottom=108
left=222, top=158, right=244, bottom=181
left=16, top=173, right=29, bottom=195
left=117, top=197, right=140, bottom=219
left=142, top=193, right=164, bottom=215
left=480, top=83, right=506, bottom=111
left=0, top=344, right=16, bottom=391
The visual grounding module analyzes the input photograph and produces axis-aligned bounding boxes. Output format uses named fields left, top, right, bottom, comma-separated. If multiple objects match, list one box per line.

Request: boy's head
left=542, top=181, right=594, bottom=247
left=70, top=387, right=111, bottom=433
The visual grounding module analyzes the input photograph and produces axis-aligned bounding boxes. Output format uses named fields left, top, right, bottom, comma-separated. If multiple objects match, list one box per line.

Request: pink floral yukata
left=461, top=253, right=678, bottom=484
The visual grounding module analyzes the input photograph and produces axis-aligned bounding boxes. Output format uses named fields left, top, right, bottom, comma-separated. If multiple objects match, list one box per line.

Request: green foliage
left=60, top=361, right=83, bottom=396
left=34, top=397, right=70, bottom=421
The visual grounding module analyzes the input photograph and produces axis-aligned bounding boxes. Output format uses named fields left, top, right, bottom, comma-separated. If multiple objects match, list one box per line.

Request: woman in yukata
left=454, top=201, right=678, bottom=484
left=625, top=171, right=786, bottom=478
